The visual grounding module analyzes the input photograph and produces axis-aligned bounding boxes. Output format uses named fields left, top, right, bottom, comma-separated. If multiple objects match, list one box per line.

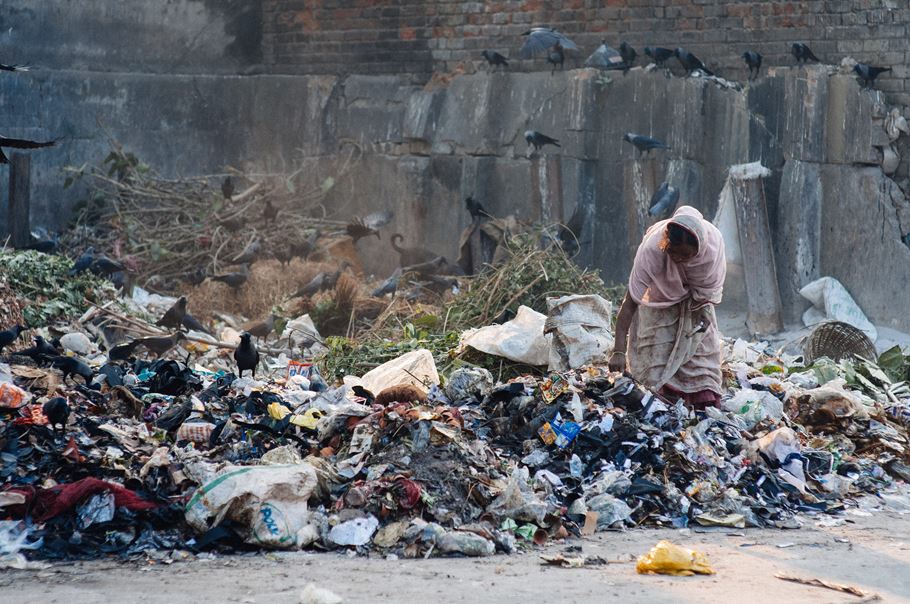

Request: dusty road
left=3, top=503, right=908, bottom=604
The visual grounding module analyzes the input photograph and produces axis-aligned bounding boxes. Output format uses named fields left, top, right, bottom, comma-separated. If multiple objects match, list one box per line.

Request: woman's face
left=667, top=242, right=698, bottom=263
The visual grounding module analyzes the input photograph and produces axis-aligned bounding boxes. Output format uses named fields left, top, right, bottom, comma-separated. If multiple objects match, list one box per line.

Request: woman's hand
left=608, top=351, right=626, bottom=372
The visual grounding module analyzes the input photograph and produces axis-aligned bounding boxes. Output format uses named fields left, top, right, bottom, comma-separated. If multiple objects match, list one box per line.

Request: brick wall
left=262, top=0, right=910, bottom=106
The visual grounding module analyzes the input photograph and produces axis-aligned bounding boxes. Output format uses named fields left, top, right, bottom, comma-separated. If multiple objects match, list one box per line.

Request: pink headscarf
left=628, top=206, right=726, bottom=308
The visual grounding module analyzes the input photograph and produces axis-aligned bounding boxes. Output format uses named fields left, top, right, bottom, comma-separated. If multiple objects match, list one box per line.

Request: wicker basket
left=803, top=321, right=877, bottom=364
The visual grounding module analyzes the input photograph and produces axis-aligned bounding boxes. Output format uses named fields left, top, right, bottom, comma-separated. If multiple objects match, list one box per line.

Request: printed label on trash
left=537, top=414, right=581, bottom=449
left=540, top=374, right=570, bottom=403
left=287, top=360, right=314, bottom=380
left=253, top=502, right=293, bottom=546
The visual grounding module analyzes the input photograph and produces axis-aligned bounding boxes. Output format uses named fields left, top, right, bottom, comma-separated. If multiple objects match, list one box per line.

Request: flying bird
left=221, top=176, right=235, bottom=200
left=0, top=135, right=55, bottom=164
left=619, top=42, right=637, bottom=69
left=346, top=210, right=393, bottom=243
left=519, top=27, right=578, bottom=59
left=234, top=332, right=260, bottom=379
left=0, top=63, right=29, bottom=72
left=584, top=41, right=625, bottom=71
left=623, top=133, right=671, bottom=156
left=791, top=42, right=820, bottom=63
left=742, top=51, right=762, bottom=80
left=524, top=130, right=561, bottom=152
left=481, top=50, right=509, bottom=68
left=0, top=324, right=25, bottom=352
left=853, top=63, right=891, bottom=89
left=648, top=182, right=680, bottom=218
left=157, top=296, right=188, bottom=329
left=644, top=47, right=674, bottom=66
left=675, top=48, right=713, bottom=75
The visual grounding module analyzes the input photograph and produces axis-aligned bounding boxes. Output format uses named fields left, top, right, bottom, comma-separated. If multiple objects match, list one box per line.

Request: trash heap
left=2, top=300, right=909, bottom=564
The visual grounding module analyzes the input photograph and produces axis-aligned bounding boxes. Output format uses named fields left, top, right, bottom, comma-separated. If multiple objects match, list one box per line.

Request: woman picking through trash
left=609, top=206, right=726, bottom=410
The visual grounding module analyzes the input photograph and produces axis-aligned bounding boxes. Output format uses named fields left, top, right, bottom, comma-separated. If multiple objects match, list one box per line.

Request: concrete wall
left=263, top=0, right=910, bottom=109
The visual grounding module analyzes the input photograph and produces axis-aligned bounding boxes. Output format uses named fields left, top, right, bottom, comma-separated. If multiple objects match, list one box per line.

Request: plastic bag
left=544, top=294, right=614, bottom=371
left=722, top=390, right=783, bottom=429
left=349, top=349, right=439, bottom=395
left=487, top=468, right=550, bottom=524
left=459, top=306, right=550, bottom=365
left=799, top=277, right=877, bottom=341
left=185, top=464, right=319, bottom=549
left=636, top=540, right=715, bottom=575
left=0, top=382, right=30, bottom=410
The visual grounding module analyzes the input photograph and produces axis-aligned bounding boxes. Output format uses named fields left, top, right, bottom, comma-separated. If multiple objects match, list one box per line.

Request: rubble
left=0, top=244, right=908, bottom=566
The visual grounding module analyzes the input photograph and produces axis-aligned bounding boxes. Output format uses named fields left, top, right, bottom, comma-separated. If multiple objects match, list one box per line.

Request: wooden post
left=729, top=164, right=784, bottom=335
left=8, top=154, right=31, bottom=248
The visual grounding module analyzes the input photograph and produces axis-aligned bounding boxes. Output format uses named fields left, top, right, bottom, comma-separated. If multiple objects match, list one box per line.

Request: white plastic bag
left=799, top=277, right=877, bottom=341
left=185, top=464, right=319, bottom=549
left=722, top=390, right=784, bottom=429
left=346, top=348, right=439, bottom=394
left=544, top=294, right=614, bottom=370
left=460, top=306, right=549, bottom=365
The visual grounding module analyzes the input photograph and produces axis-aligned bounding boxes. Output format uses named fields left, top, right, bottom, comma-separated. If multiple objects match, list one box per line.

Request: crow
left=262, top=199, right=278, bottom=224
left=243, top=314, right=277, bottom=340
left=519, top=27, right=578, bottom=59
left=547, top=42, right=566, bottom=74
left=0, top=135, right=55, bottom=164
left=557, top=203, right=590, bottom=257
left=157, top=296, right=187, bottom=329
left=791, top=42, right=820, bottom=63
left=675, top=47, right=713, bottom=75
left=43, top=397, right=70, bottom=432
left=48, top=355, right=93, bottom=384
left=391, top=234, right=439, bottom=267
left=234, top=332, right=260, bottom=379
left=351, top=385, right=375, bottom=405
left=221, top=175, right=235, bottom=200
left=853, top=63, right=891, bottom=89
left=0, top=324, right=25, bottom=353
left=179, top=267, right=208, bottom=286
left=23, top=234, right=59, bottom=254
left=135, top=333, right=186, bottom=357
left=742, top=51, right=763, bottom=80
left=292, top=263, right=346, bottom=298
left=648, top=182, right=680, bottom=218
left=89, top=254, right=125, bottom=276
left=231, top=239, right=261, bottom=264
left=644, top=47, right=674, bottom=66
left=584, top=40, right=625, bottom=71
left=68, top=247, right=95, bottom=276
left=289, top=230, right=320, bottom=262
left=211, top=265, right=249, bottom=289
left=481, top=50, right=509, bottom=68
left=619, top=42, right=637, bottom=69
left=182, top=313, right=212, bottom=335
left=0, top=63, right=29, bottom=73
left=272, top=247, right=293, bottom=266
left=525, top=130, right=561, bottom=152
left=108, top=340, right=139, bottom=361
left=465, top=196, right=491, bottom=221
left=15, top=335, right=59, bottom=361
left=371, top=268, right=403, bottom=297
left=623, top=133, right=671, bottom=156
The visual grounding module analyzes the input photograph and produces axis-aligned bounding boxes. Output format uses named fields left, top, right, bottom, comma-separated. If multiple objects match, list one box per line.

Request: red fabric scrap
left=3, top=478, right=158, bottom=522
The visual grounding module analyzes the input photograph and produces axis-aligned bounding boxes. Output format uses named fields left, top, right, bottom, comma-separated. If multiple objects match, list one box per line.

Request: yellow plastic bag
left=267, top=403, right=323, bottom=429
left=636, top=540, right=715, bottom=576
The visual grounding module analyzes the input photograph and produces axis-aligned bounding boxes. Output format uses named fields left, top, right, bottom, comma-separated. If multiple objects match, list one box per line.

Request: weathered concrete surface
left=0, top=0, right=262, bottom=73
left=2, top=65, right=909, bottom=330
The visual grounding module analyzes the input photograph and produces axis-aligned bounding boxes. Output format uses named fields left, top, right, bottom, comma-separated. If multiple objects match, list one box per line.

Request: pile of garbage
left=1, top=282, right=909, bottom=565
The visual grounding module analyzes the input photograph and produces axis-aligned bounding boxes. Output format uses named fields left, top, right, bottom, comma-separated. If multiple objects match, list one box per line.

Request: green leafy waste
left=0, top=250, right=116, bottom=326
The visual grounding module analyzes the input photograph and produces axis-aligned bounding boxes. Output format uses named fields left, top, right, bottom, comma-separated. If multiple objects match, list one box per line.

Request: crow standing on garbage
left=89, top=254, right=125, bottom=277
left=48, top=355, right=94, bottom=384
left=68, top=247, right=95, bottom=276
left=231, top=239, right=261, bottom=264
left=0, top=324, right=25, bottom=353
left=211, top=265, right=249, bottom=289
left=16, top=335, right=59, bottom=361
left=742, top=51, right=763, bottom=80
left=234, top=332, right=260, bottom=379
left=289, top=230, right=320, bottom=262
left=524, top=130, right=561, bottom=152
left=243, top=314, right=277, bottom=340
left=371, top=267, right=402, bottom=297
left=156, top=296, right=187, bottom=329
left=675, top=48, right=713, bottom=75
left=644, top=47, right=674, bottom=66
left=262, top=199, right=279, bottom=224
left=136, top=333, right=186, bottom=357
left=43, top=397, right=69, bottom=432
left=465, top=196, right=491, bottom=221
left=108, top=340, right=139, bottom=361
left=182, top=313, right=212, bottom=335
left=221, top=176, right=235, bottom=200
left=853, top=63, right=891, bottom=89
left=648, top=182, right=680, bottom=218
left=791, top=42, right=820, bottom=63
left=623, top=133, right=671, bottom=156
left=23, top=233, right=60, bottom=254
left=481, top=50, right=509, bottom=68
left=0, top=135, right=55, bottom=164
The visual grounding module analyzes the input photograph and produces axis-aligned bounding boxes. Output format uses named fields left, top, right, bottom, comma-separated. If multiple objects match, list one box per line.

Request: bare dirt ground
left=3, top=502, right=909, bottom=604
